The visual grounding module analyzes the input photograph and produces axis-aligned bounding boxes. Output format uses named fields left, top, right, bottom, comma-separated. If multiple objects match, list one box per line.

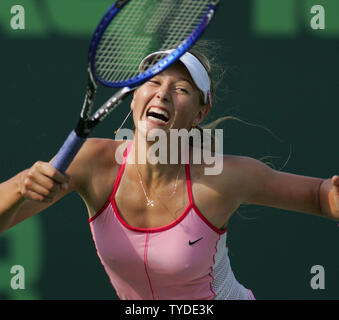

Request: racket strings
left=97, top=2, right=148, bottom=81
left=94, top=0, right=211, bottom=84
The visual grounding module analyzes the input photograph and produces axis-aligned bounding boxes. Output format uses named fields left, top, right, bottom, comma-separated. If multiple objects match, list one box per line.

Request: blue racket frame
left=89, top=0, right=219, bottom=88
left=51, top=0, right=219, bottom=173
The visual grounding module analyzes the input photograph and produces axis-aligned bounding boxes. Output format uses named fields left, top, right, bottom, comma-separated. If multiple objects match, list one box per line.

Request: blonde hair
left=187, top=42, right=224, bottom=152
left=188, top=42, right=292, bottom=226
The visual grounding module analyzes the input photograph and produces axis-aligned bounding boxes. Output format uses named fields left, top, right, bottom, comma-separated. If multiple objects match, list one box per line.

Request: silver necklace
left=154, top=165, right=183, bottom=198
left=134, top=164, right=182, bottom=207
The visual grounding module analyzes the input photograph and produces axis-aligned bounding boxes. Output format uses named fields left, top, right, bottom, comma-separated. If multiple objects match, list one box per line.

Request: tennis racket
left=51, top=0, right=220, bottom=173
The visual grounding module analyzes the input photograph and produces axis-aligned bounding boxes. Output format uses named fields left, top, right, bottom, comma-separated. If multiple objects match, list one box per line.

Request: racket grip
left=51, top=130, right=86, bottom=174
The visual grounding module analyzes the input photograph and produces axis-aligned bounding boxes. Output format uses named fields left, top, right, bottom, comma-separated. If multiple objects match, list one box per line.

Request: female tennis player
left=0, top=49, right=338, bottom=300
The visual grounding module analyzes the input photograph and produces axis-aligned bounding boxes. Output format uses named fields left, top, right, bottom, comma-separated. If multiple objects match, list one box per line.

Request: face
left=131, top=62, right=210, bottom=137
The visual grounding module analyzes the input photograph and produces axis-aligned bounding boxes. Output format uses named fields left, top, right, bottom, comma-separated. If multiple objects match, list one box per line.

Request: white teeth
left=148, top=115, right=167, bottom=123
left=148, top=107, right=169, bottom=119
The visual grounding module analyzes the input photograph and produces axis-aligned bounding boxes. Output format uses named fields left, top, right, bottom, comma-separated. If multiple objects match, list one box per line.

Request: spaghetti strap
left=112, top=141, right=133, bottom=197
left=185, top=163, right=194, bottom=206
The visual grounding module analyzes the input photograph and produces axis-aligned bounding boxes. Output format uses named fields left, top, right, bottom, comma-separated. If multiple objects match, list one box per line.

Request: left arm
left=229, top=156, right=339, bottom=221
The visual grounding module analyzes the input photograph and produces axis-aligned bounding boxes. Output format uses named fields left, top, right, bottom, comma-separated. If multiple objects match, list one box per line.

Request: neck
left=127, top=129, right=188, bottom=187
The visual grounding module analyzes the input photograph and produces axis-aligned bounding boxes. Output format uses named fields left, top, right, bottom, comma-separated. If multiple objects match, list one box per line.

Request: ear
left=192, top=104, right=211, bottom=126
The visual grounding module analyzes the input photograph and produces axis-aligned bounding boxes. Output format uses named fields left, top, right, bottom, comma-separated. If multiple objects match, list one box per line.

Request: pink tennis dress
left=89, top=143, right=255, bottom=300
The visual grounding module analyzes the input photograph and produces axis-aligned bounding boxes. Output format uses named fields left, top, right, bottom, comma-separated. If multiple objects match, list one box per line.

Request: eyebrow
left=175, top=77, right=195, bottom=89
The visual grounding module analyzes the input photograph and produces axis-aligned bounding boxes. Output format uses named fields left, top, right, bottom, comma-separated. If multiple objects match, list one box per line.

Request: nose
left=156, top=84, right=171, bottom=102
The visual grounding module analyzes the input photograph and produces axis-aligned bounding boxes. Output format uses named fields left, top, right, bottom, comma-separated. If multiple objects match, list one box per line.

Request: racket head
left=88, top=0, right=219, bottom=89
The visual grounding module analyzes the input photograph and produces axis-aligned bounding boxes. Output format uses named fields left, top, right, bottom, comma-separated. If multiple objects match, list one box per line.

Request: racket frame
left=89, top=0, right=219, bottom=89
left=52, top=0, right=220, bottom=173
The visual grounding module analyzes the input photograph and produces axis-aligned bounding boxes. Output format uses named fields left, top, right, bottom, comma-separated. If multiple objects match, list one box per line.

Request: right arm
left=0, top=162, right=71, bottom=233
left=0, top=138, right=124, bottom=234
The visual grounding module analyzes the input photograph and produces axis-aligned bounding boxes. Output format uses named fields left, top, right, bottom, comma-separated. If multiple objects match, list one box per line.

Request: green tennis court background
left=0, top=0, right=338, bottom=299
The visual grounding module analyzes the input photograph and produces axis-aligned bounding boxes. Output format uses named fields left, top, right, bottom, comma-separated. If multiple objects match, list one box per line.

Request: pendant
left=147, top=199, right=155, bottom=207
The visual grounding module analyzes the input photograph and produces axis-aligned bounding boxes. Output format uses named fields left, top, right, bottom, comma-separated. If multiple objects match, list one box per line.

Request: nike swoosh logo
left=189, top=237, right=203, bottom=246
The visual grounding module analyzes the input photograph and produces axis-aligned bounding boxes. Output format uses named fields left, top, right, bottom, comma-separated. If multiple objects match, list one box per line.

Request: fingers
left=20, top=161, right=70, bottom=202
left=332, top=175, right=339, bottom=190
left=35, top=161, right=69, bottom=185
left=331, top=175, right=339, bottom=213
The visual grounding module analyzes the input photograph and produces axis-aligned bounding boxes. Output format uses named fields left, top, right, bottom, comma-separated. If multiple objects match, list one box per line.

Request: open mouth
left=146, top=107, right=170, bottom=124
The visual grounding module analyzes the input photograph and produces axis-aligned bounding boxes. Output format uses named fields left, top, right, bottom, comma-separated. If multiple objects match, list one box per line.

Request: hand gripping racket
left=51, top=0, right=220, bottom=173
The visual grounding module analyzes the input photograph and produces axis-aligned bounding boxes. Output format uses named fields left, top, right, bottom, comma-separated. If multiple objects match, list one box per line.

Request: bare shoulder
left=78, top=137, right=127, bottom=160
left=222, top=154, right=271, bottom=178
left=188, top=149, right=274, bottom=227
left=67, top=138, right=130, bottom=192
left=221, top=154, right=274, bottom=200
left=191, top=151, right=273, bottom=203
left=191, top=149, right=270, bottom=182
